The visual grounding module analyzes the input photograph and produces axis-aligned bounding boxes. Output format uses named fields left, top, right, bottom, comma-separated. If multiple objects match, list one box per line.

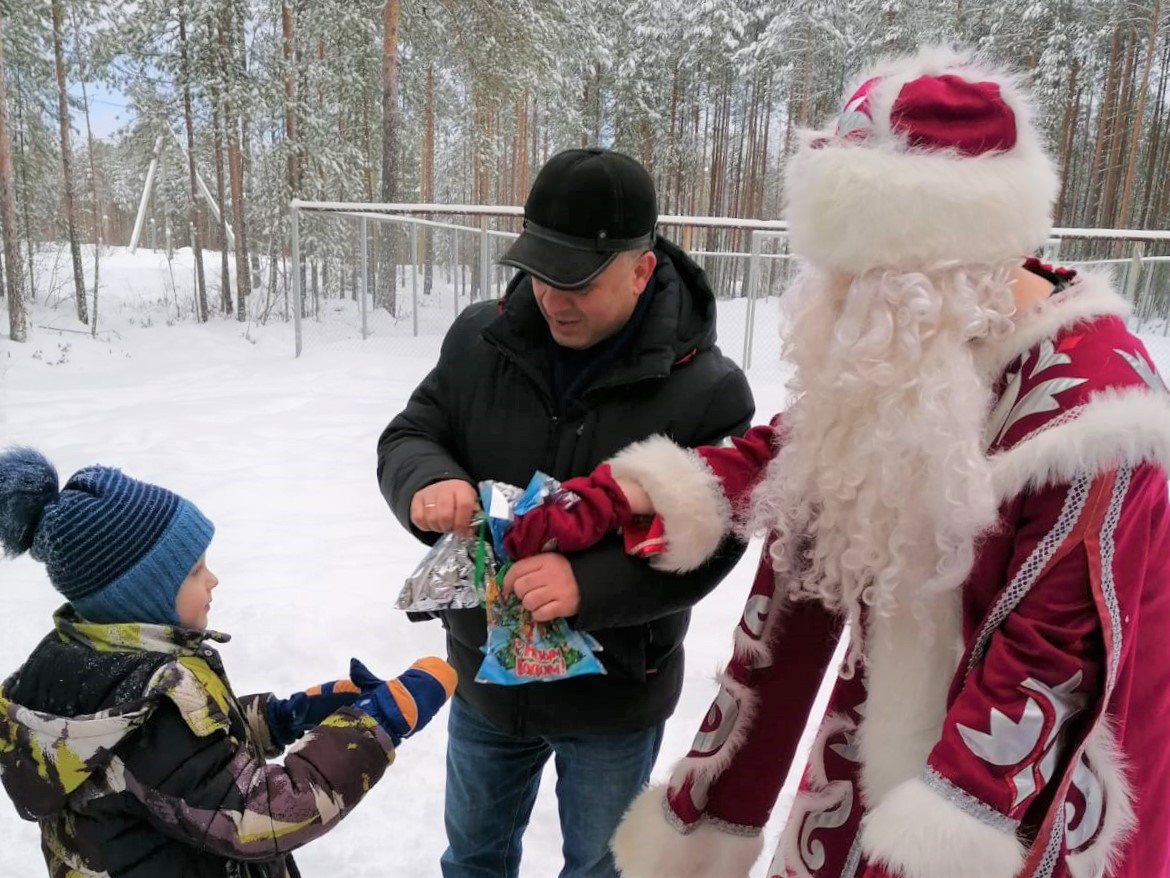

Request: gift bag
left=395, top=529, right=484, bottom=613
left=475, top=474, right=605, bottom=685
left=396, top=474, right=605, bottom=684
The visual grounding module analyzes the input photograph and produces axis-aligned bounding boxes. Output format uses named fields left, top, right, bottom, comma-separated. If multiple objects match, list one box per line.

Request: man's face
left=532, top=250, right=657, bottom=350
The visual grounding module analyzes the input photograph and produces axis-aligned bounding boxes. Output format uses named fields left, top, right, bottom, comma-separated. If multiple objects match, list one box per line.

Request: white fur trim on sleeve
left=611, top=784, right=764, bottom=878
left=608, top=435, right=732, bottom=573
left=860, top=776, right=1024, bottom=878
left=991, top=387, right=1170, bottom=501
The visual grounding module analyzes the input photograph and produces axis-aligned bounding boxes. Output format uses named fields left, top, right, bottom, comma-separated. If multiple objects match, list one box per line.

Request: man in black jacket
left=376, top=147, right=754, bottom=878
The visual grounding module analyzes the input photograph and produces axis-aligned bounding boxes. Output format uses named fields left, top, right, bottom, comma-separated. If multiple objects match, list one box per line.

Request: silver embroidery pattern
left=967, top=475, right=1093, bottom=672
left=1114, top=348, right=1167, bottom=392
left=797, top=781, right=855, bottom=872
left=988, top=339, right=1088, bottom=448
left=690, top=686, right=740, bottom=759
left=1033, top=803, right=1068, bottom=878
left=921, top=766, right=1020, bottom=834
left=839, top=834, right=864, bottom=878
left=956, top=673, right=1087, bottom=809
left=1013, top=402, right=1087, bottom=446
left=1098, top=465, right=1131, bottom=687
left=706, top=815, right=764, bottom=838
left=1065, top=752, right=1106, bottom=853
left=660, top=783, right=762, bottom=838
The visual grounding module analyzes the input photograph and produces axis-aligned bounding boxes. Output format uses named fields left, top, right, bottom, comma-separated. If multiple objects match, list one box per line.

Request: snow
left=1, top=246, right=1167, bottom=877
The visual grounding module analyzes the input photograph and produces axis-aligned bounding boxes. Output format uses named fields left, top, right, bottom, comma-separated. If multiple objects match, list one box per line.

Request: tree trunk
left=14, top=77, right=35, bottom=301
left=78, top=79, right=100, bottom=334
left=668, top=65, right=680, bottom=213
left=1101, top=30, right=1137, bottom=230
left=1055, top=60, right=1081, bottom=226
left=211, top=75, right=233, bottom=314
left=178, top=0, right=208, bottom=322
left=0, top=15, right=26, bottom=341
left=281, top=0, right=299, bottom=199
left=51, top=0, right=87, bottom=324
left=1140, top=40, right=1170, bottom=227
left=362, top=74, right=374, bottom=201
left=70, top=2, right=101, bottom=335
left=799, top=29, right=813, bottom=126
left=225, top=12, right=251, bottom=322
left=758, top=79, right=773, bottom=218
left=378, top=0, right=400, bottom=314
left=1087, top=28, right=1122, bottom=229
left=1118, top=0, right=1160, bottom=228
left=423, top=62, right=435, bottom=297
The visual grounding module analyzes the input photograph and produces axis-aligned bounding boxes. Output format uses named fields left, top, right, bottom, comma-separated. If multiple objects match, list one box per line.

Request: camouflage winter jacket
left=0, top=607, right=396, bottom=878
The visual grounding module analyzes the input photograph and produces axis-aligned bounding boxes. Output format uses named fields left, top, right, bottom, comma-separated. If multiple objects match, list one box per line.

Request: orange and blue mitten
left=350, top=657, right=457, bottom=746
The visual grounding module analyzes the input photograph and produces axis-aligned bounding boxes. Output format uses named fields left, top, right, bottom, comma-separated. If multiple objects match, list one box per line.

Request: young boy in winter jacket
left=0, top=447, right=456, bottom=878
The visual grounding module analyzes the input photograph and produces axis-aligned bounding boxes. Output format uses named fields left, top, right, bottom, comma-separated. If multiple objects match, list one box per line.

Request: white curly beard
left=745, top=263, right=1018, bottom=668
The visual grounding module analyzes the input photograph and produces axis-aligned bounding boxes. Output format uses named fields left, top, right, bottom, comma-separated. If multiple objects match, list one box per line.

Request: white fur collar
left=973, top=271, right=1131, bottom=380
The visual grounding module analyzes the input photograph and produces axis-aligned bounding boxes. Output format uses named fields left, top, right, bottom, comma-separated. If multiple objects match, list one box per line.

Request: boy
left=0, top=447, right=455, bottom=877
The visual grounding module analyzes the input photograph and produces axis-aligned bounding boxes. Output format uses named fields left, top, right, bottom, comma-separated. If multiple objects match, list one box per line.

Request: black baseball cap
left=500, top=147, right=658, bottom=291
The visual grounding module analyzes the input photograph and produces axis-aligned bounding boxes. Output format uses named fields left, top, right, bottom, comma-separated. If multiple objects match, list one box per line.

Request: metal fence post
left=453, top=232, right=460, bottom=320
left=742, top=230, right=763, bottom=370
left=411, top=221, right=419, bottom=337
left=359, top=215, right=369, bottom=340
left=1124, top=240, right=1145, bottom=307
left=291, top=203, right=302, bottom=357
left=480, top=216, right=490, bottom=303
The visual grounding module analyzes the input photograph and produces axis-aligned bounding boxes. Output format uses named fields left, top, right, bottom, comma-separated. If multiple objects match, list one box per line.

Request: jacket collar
left=54, top=604, right=230, bottom=657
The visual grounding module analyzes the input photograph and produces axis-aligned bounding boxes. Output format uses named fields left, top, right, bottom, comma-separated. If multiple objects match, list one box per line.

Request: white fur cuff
left=608, top=436, right=732, bottom=573
left=861, top=776, right=1024, bottom=878
left=611, top=784, right=763, bottom=878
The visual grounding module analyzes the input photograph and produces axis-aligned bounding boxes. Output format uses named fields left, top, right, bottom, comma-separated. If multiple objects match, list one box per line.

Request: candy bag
left=475, top=474, right=606, bottom=685
left=395, top=527, right=484, bottom=613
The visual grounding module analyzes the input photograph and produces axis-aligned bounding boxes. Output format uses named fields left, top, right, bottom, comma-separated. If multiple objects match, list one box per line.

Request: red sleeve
left=693, top=420, right=780, bottom=511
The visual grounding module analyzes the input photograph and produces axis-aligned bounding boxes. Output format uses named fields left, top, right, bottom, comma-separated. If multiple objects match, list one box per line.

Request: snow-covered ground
left=1, top=246, right=1167, bottom=877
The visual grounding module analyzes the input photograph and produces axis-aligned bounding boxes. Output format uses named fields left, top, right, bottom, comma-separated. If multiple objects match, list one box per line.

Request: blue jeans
left=440, top=696, right=664, bottom=878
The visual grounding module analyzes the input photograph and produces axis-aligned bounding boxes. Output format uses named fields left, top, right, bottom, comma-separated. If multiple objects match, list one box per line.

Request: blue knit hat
left=0, top=448, right=215, bottom=625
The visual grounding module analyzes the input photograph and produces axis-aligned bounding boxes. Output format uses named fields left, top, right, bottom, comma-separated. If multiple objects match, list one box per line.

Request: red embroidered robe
left=608, top=275, right=1170, bottom=878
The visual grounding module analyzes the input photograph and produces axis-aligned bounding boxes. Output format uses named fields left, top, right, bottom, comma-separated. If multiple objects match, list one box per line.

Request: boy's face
left=176, top=553, right=218, bottom=630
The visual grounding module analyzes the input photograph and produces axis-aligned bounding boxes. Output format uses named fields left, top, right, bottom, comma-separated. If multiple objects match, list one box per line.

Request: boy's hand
left=349, top=657, right=457, bottom=746
left=266, top=678, right=362, bottom=747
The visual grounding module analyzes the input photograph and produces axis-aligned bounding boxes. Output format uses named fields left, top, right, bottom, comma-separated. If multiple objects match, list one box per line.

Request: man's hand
left=411, top=479, right=478, bottom=536
left=503, top=553, right=581, bottom=622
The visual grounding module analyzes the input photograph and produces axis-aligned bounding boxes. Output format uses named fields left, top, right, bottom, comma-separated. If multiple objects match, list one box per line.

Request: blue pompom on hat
left=0, top=447, right=214, bottom=625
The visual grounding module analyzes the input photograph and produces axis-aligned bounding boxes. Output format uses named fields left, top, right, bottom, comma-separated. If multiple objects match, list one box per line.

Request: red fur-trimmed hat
left=784, top=47, right=1059, bottom=274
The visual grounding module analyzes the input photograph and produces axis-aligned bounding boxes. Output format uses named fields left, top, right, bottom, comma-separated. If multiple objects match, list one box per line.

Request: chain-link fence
left=287, top=201, right=1170, bottom=380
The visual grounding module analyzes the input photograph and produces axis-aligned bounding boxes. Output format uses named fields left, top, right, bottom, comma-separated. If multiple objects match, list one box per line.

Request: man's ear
left=633, top=250, right=657, bottom=294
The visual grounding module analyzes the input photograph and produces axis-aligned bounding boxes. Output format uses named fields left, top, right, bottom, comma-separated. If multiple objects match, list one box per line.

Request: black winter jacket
left=377, top=238, right=755, bottom=736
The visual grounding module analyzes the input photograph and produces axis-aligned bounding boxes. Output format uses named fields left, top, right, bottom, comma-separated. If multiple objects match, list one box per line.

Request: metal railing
left=288, top=200, right=1170, bottom=362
